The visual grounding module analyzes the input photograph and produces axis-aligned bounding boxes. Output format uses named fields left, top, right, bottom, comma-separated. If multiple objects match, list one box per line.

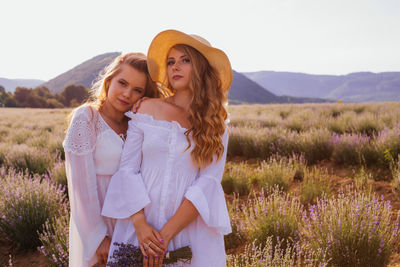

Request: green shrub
left=242, top=188, right=303, bottom=250
left=228, top=127, right=261, bottom=158
left=5, top=144, right=54, bottom=175
left=10, top=128, right=33, bottom=144
left=391, top=155, right=400, bottom=190
left=327, top=119, right=345, bottom=134
left=226, top=237, right=328, bottom=267
left=358, top=142, right=381, bottom=167
left=353, top=105, right=366, bottom=114
left=354, top=116, right=380, bottom=137
left=50, top=161, right=67, bottom=189
left=38, top=205, right=69, bottom=267
left=26, top=134, right=50, bottom=148
left=303, top=191, right=400, bottom=267
left=334, top=110, right=355, bottom=133
left=299, top=129, right=333, bottom=164
left=374, top=127, right=400, bottom=167
left=0, top=167, right=66, bottom=250
left=299, top=168, right=331, bottom=205
left=353, top=167, right=373, bottom=192
left=0, top=143, right=7, bottom=166
left=331, top=134, right=367, bottom=166
left=329, top=108, right=342, bottom=118
left=222, top=162, right=253, bottom=195
left=47, top=135, right=65, bottom=161
left=285, top=119, right=303, bottom=133
left=279, top=110, right=291, bottom=120
left=224, top=195, right=247, bottom=249
left=258, top=158, right=298, bottom=191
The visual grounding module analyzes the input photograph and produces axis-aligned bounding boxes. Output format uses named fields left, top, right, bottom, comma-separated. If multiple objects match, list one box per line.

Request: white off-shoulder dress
left=102, top=112, right=232, bottom=266
left=63, top=106, right=124, bottom=267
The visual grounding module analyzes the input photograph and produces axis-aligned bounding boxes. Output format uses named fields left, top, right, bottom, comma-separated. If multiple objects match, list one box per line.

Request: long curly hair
left=167, top=44, right=228, bottom=169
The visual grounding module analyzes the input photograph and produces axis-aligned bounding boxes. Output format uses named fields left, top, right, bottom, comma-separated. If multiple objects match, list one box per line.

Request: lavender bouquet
left=107, top=242, right=192, bottom=266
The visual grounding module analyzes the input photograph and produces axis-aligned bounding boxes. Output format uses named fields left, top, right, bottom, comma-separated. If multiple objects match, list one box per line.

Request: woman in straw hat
left=102, top=29, right=232, bottom=266
left=63, top=52, right=164, bottom=267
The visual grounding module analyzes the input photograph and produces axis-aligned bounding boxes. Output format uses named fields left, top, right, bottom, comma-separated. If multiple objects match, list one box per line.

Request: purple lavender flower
left=107, top=243, right=192, bottom=267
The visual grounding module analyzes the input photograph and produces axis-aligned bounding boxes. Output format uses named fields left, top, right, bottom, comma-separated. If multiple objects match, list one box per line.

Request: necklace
left=118, top=133, right=127, bottom=142
left=100, top=110, right=127, bottom=140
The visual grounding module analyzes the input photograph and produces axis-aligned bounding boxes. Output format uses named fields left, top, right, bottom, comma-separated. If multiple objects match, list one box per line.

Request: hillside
left=41, top=53, right=285, bottom=104
left=228, top=70, right=278, bottom=104
left=326, top=72, right=400, bottom=102
left=229, top=71, right=328, bottom=104
left=243, top=71, right=400, bottom=102
left=3, top=57, right=399, bottom=103
left=0, top=78, right=45, bottom=93
left=38, top=53, right=327, bottom=104
left=42, top=52, right=122, bottom=94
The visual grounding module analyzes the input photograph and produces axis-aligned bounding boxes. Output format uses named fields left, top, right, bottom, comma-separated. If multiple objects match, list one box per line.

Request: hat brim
left=147, top=29, right=233, bottom=92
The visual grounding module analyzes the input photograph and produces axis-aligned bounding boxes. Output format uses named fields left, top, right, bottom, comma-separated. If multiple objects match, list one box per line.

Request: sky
left=1, top=0, right=400, bottom=81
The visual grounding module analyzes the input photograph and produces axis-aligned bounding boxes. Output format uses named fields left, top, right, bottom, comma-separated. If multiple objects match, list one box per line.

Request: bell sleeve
left=184, top=128, right=232, bottom=235
left=101, top=112, right=151, bottom=219
left=63, top=106, right=107, bottom=261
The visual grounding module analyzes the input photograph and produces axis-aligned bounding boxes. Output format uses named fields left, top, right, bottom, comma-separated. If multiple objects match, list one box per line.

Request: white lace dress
left=63, top=105, right=124, bottom=267
left=102, top=112, right=232, bottom=266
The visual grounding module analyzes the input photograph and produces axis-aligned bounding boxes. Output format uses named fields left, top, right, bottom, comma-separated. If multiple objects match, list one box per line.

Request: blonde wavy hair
left=67, top=52, right=165, bottom=128
left=89, top=52, right=164, bottom=110
left=167, top=44, right=228, bottom=169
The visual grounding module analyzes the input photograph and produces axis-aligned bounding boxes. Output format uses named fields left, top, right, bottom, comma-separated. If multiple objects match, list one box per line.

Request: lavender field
left=1, top=103, right=400, bottom=267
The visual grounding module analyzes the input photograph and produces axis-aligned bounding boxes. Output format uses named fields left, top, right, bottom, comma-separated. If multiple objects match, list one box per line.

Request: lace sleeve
left=63, top=106, right=97, bottom=155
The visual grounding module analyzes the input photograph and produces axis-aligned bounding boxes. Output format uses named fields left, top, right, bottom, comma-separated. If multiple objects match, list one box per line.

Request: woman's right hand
left=132, top=97, right=149, bottom=113
left=131, top=212, right=166, bottom=265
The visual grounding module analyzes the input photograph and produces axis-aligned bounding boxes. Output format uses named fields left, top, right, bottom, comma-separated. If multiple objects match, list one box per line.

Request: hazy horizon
left=4, top=64, right=400, bottom=83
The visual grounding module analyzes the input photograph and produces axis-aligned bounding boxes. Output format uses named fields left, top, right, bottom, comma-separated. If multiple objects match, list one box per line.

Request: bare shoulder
left=137, top=98, right=166, bottom=116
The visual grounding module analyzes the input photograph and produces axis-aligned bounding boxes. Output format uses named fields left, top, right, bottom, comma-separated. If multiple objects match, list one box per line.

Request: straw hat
left=147, top=29, right=233, bottom=92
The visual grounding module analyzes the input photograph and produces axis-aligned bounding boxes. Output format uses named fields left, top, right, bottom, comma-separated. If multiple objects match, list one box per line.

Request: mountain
left=229, top=70, right=277, bottom=103
left=243, top=71, right=400, bottom=102
left=0, top=78, right=45, bottom=92
left=326, top=72, right=400, bottom=102
left=42, top=52, right=122, bottom=94
left=3, top=54, right=399, bottom=103
left=229, top=71, right=328, bottom=104
left=243, top=71, right=342, bottom=98
left=38, top=52, right=327, bottom=104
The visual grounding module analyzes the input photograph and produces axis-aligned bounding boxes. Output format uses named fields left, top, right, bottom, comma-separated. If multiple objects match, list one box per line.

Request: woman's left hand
left=155, top=200, right=198, bottom=266
left=95, top=236, right=111, bottom=266
left=155, top=228, right=172, bottom=267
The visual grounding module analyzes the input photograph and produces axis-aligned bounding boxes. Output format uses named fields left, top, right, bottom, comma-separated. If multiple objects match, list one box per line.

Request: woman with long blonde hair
left=63, top=52, right=163, bottom=267
left=102, top=30, right=232, bottom=266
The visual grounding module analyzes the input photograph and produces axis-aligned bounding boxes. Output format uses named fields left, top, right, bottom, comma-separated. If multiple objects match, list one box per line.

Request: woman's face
left=166, top=48, right=192, bottom=91
left=106, top=64, right=147, bottom=112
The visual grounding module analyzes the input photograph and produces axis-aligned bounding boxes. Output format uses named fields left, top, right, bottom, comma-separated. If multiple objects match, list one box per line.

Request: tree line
left=0, top=84, right=89, bottom=108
